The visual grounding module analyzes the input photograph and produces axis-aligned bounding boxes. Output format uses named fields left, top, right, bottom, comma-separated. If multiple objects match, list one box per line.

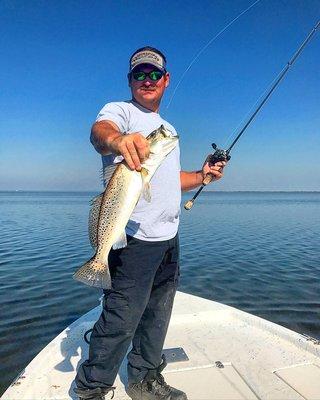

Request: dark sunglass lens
left=149, top=71, right=163, bottom=81
left=133, top=72, right=146, bottom=81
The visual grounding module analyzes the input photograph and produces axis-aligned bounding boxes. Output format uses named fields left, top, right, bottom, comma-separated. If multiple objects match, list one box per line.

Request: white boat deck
left=2, top=291, right=320, bottom=399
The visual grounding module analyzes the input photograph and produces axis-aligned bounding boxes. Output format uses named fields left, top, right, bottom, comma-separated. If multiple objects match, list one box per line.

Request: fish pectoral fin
left=112, top=231, right=127, bottom=250
left=100, top=163, right=117, bottom=187
left=141, top=167, right=152, bottom=203
left=143, top=182, right=152, bottom=203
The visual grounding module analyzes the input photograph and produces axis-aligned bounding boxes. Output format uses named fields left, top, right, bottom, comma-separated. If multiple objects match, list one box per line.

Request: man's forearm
left=90, top=121, right=122, bottom=155
left=180, top=170, right=204, bottom=192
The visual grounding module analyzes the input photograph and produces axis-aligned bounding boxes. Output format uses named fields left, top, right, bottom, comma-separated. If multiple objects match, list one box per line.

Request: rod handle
left=184, top=199, right=194, bottom=210
left=183, top=174, right=213, bottom=210
left=202, top=173, right=213, bottom=185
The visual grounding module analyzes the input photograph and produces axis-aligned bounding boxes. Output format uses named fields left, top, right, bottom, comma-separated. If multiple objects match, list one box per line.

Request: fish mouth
left=159, top=125, right=179, bottom=139
left=146, top=125, right=179, bottom=142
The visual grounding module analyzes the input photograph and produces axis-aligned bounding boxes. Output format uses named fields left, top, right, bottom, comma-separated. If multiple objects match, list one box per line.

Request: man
left=74, top=46, right=226, bottom=400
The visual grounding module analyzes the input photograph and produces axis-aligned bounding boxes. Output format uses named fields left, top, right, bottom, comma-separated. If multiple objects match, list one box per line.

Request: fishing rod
left=184, top=19, right=320, bottom=211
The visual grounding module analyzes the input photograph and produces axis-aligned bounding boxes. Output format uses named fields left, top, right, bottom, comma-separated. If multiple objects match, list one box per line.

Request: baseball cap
left=129, top=47, right=166, bottom=72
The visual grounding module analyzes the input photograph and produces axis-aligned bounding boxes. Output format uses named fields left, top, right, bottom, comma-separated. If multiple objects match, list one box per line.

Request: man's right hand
left=109, top=133, right=150, bottom=171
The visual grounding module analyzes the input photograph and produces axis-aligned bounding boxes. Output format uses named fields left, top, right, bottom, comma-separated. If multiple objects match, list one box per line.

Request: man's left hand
left=202, top=156, right=227, bottom=183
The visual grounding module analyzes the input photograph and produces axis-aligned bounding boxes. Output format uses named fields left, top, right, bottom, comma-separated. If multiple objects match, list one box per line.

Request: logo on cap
left=130, top=50, right=166, bottom=72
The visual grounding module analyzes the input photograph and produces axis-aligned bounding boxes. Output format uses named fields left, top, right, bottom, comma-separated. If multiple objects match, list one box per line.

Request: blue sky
left=1, top=0, right=319, bottom=191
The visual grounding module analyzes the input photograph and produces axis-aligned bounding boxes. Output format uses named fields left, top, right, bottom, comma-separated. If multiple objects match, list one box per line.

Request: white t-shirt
left=96, top=100, right=181, bottom=241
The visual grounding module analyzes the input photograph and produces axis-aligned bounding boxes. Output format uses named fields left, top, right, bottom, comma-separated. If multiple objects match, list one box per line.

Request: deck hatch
left=162, top=347, right=189, bottom=363
left=274, top=363, right=320, bottom=400
left=163, top=363, right=259, bottom=400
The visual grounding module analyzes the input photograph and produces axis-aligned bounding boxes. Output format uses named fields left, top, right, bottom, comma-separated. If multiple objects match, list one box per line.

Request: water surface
left=0, top=191, right=319, bottom=394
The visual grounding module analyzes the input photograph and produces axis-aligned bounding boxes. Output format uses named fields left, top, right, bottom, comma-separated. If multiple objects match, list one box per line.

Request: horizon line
left=1, top=190, right=320, bottom=193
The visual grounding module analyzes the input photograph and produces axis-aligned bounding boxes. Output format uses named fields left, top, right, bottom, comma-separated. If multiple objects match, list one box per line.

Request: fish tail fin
left=73, top=257, right=111, bottom=289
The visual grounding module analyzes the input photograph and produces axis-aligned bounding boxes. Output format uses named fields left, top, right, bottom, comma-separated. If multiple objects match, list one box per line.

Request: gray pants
left=75, top=234, right=180, bottom=390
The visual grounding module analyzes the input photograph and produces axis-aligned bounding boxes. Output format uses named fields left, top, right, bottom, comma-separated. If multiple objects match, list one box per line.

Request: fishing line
left=222, top=68, right=286, bottom=148
left=166, top=0, right=262, bottom=109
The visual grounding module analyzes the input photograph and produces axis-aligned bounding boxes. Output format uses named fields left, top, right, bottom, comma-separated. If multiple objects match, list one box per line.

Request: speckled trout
left=73, top=125, right=179, bottom=289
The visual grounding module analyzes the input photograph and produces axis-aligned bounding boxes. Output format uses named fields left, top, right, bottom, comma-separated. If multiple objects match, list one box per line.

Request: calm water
left=1, top=191, right=320, bottom=394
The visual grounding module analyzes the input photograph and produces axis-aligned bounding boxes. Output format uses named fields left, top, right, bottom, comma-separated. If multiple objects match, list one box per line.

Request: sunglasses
left=132, top=70, right=165, bottom=82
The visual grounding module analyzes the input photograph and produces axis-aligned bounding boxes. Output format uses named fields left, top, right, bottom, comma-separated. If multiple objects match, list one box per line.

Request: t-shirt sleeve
left=95, top=102, right=129, bottom=133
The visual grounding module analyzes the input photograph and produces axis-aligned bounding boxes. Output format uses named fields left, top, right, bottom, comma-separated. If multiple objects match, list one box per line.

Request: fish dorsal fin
left=112, top=230, right=127, bottom=250
left=88, top=193, right=104, bottom=249
left=141, top=167, right=151, bottom=202
left=100, top=163, right=118, bottom=188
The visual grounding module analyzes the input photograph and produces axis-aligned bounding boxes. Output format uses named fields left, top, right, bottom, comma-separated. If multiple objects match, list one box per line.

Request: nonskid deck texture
left=2, top=291, right=320, bottom=400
